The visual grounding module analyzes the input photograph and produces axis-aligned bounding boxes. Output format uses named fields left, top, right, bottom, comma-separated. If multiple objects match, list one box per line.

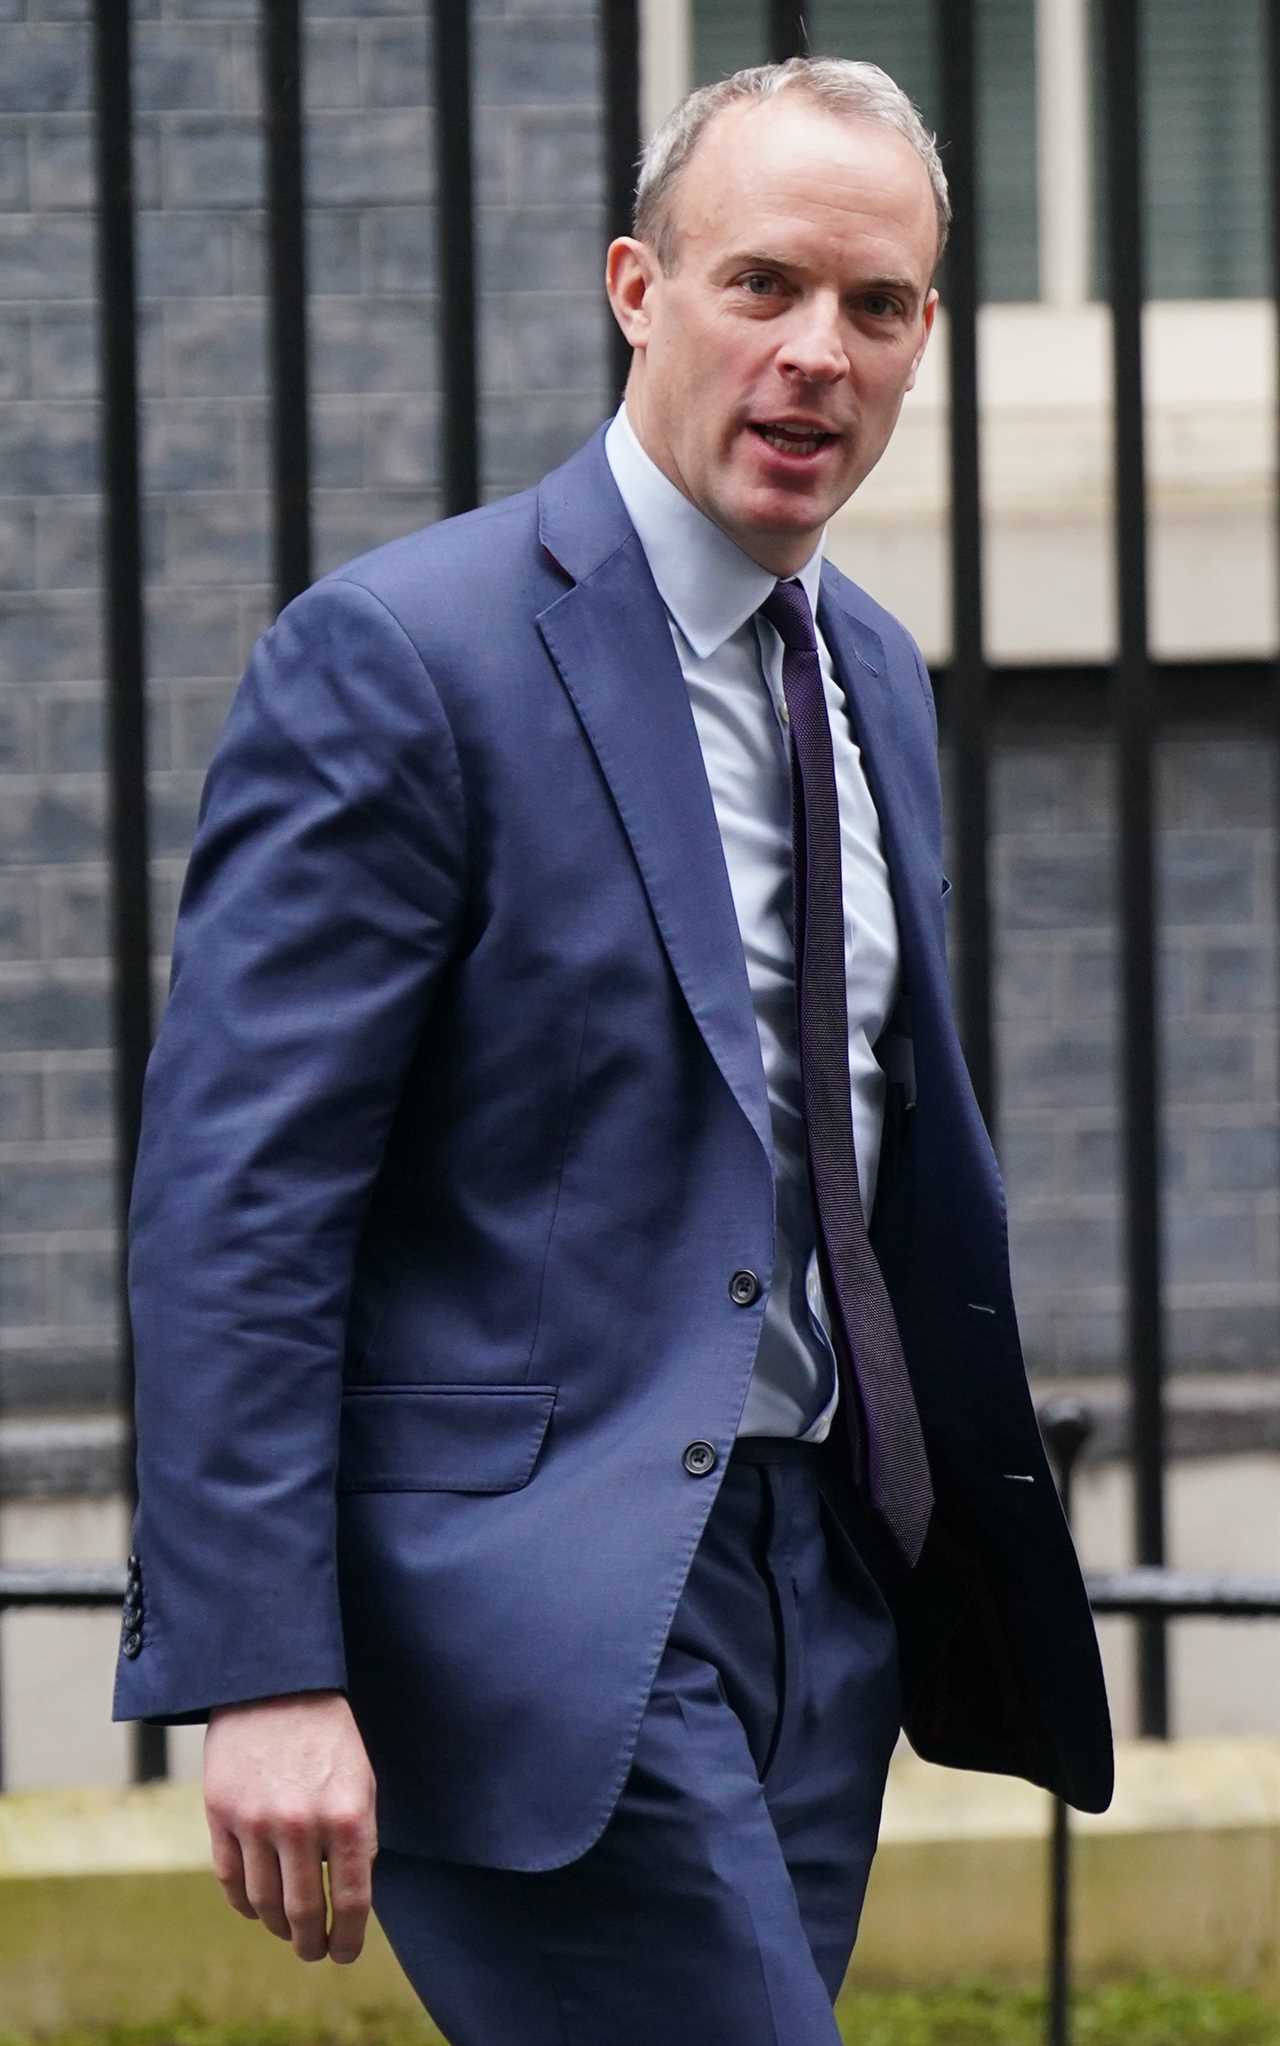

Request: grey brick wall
left=1, top=0, right=608, bottom=1412
left=0, top=2, right=1276, bottom=1418
left=991, top=735, right=1278, bottom=1376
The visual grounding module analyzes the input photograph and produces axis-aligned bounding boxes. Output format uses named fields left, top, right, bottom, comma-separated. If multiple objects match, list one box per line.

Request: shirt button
left=682, top=1441, right=717, bottom=1478
left=729, top=1269, right=761, bottom=1307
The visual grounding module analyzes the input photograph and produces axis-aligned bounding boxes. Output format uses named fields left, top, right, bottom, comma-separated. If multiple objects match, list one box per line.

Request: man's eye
left=862, top=294, right=901, bottom=318
left=740, top=273, right=777, bottom=296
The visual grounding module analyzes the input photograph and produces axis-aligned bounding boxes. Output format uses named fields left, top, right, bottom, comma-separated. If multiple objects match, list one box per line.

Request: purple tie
left=761, top=577, right=934, bottom=1569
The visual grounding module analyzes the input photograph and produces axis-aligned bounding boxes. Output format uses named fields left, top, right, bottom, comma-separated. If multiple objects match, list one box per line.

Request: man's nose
left=776, top=299, right=848, bottom=382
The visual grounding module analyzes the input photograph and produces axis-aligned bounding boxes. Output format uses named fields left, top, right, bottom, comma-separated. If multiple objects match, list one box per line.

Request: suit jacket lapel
left=817, top=572, right=945, bottom=1013
left=536, top=438, right=774, bottom=1167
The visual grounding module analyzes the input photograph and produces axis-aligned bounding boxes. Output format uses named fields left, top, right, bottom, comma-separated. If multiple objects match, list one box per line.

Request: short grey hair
left=634, top=56, right=950, bottom=273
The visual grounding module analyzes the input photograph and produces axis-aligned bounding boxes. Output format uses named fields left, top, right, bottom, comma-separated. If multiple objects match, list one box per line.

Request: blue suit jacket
left=114, top=430, right=1112, bottom=1867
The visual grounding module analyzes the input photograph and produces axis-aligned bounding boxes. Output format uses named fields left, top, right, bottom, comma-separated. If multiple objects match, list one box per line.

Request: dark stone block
left=161, top=492, right=271, bottom=586
left=0, top=502, right=36, bottom=590
left=163, top=114, right=262, bottom=208
left=0, top=26, right=90, bottom=113
left=163, top=299, right=268, bottom=396
left=1167, top=1301, right=1280, bottom=1374
left=491, top=291, right=608, bottom=394
left=170, top=680, right=235, bottom=772
left=0, top=783, right=105, bottom=864
left=1159, top=736, right=1276, bottom=831
left=0, top=1250, right=47, bottom=1329
left=0, top=689, right=39, bottom=771
left=32, top=306, right=95, bottom=398
left=1008, top=1209, right=1121, bottom=1291
left=0, top=124, right=29, bottom=208
left=46, top=1059, right=112, bottom=1139
left=1196, top=1121, right=1280, bottom=1195
left=143, top=401, right=240, bottom=491
left=0, top=402, right=99, bottom=494
left=996, top=1119, right=1057, bottom=1201
left=1162, top=1202, right=1268, bottom=1286
left=0, top=1342, right=121, bottom=1417
left=49, top=1243, right=119, bottom=1326
left=307, top=109, right=431, bottom=206
left=363, top=394, right=441, bottom=490
left=0, top=593, right=101, bottom=684
left=0, top=968, right=111, bottom=1054
left=509, top=111, right=603, bottom=207
left=1159, top=833, right=1258, bottom=927
left=310, top=297, right=436, bottom=393
left=0, top=874, right=40, bottom=960
left=0, top=314, right=31, bottom=399
left=359, top=18, right=430, bottom=108
left=146, top=587, right=241, bottom=678
left=479, top=208, right=609, bottom=296
left=474, top=18, right=599, bottom=107
left=1162, top=1027, right=1256, bottom=1104
left=0, top=1069, right=44, bottom=1141
left=999, top=840, right=1114, bottom=931
left=481, top=388, right=608, bottom=491
left=133, top=26, right=237, bottom=111
left=995, top=940, right=1056, bottom=1022
left=360, top=209, right=435, bottom=295
left=138, top=214, right=234, bottom=299
left=1196, top=940, right=1277, bottom=1016
left=148, top=772, right=205, bottom=857
left=999, top=1023, right=1116, bottom=1110
left=41, top=869, right=109, bottom=958
left=42, top=689, right=104, bottom=771
left=34, top=497, right=100, bottom=590
left=0, top=219, right=94, bottom=300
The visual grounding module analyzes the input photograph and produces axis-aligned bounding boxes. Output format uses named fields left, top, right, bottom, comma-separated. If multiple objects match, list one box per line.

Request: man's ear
left=906, top=286, right=939, bottom=392
left=606, top=236, right=659, bottom=349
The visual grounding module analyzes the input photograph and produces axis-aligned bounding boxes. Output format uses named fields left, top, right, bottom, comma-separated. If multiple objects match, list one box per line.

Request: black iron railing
left=3, top=8, right=1274, bottom=2043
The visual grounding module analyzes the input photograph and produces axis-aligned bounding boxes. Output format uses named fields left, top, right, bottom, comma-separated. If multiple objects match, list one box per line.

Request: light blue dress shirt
left=605, top=407, right=901, bottom=1441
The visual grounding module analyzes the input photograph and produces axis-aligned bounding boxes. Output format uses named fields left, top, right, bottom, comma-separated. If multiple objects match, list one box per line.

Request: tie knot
left=761, top=578, right=818, bottom=654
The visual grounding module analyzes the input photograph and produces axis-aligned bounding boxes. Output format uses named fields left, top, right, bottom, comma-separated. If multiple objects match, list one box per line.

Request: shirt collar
left=604, top=405, right=825, bottom=661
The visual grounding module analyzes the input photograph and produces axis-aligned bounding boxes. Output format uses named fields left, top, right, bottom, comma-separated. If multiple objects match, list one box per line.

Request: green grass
left=3, top=1982, right=1279, bottom=2046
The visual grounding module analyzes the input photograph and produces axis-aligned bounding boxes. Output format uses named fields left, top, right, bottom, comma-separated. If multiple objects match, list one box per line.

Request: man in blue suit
left=115, top=55, right=1111, bottom=2043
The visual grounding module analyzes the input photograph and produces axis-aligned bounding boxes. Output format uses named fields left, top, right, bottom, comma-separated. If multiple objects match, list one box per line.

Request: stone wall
left=0, top=0, right=1276, bottom=1423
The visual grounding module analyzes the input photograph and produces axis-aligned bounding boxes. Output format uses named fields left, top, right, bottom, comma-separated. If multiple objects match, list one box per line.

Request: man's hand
left=204, top=1690, right=377, bottom=1964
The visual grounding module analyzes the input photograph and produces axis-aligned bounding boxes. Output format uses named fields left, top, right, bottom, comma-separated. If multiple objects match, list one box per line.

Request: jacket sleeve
left=113, top=574, right=468, bottom=1724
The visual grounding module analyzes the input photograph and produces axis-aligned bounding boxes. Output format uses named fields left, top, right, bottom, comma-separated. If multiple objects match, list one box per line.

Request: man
left=114, top=56, right=1111, bottom=2044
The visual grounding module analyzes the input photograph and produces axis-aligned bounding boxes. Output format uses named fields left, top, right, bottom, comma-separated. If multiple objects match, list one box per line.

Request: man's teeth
left=758, top=425, right=830, bottom=453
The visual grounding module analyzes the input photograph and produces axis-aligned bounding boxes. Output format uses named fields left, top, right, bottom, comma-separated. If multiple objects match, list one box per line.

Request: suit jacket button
left=122, top=1631, right=142, bottom=1659
left=683, top=1441, right=717, bottom=1478
left=729, top=1269, right=761, bottom=1307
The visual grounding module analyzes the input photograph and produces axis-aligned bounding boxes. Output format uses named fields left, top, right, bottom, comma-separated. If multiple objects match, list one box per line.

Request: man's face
left=607, top=97, right=939, bottom=575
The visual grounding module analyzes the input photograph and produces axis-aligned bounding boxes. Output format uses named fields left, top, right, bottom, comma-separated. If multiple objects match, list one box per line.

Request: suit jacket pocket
left=338, top=1383, right=557, bottom=1494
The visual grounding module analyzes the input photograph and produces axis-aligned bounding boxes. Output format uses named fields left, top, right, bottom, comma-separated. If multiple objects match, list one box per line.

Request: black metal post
left=91, top=0, right=166, bottom=1787
left=431, top=0, right=479, bottom=516
left=936, top=0, right=994, bottom=1130
left=1265, top=8, right=1280, bottom=1375
left=1100, top=0, right=1168, bottom=1739
left=1041, top=1401, right=1094, bottom=2046
left=261, top=0, right=312, bottom=608
left=603, top=0, right=641, bottom=402
left=767, top=1, right=808, bottom=63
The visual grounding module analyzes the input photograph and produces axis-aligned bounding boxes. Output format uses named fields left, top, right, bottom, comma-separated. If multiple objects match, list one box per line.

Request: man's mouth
left=750, top=421, right=839, bottom=457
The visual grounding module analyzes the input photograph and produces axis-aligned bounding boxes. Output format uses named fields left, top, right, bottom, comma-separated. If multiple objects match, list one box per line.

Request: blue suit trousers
left=372, top=1442, right=901, bottom=2044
